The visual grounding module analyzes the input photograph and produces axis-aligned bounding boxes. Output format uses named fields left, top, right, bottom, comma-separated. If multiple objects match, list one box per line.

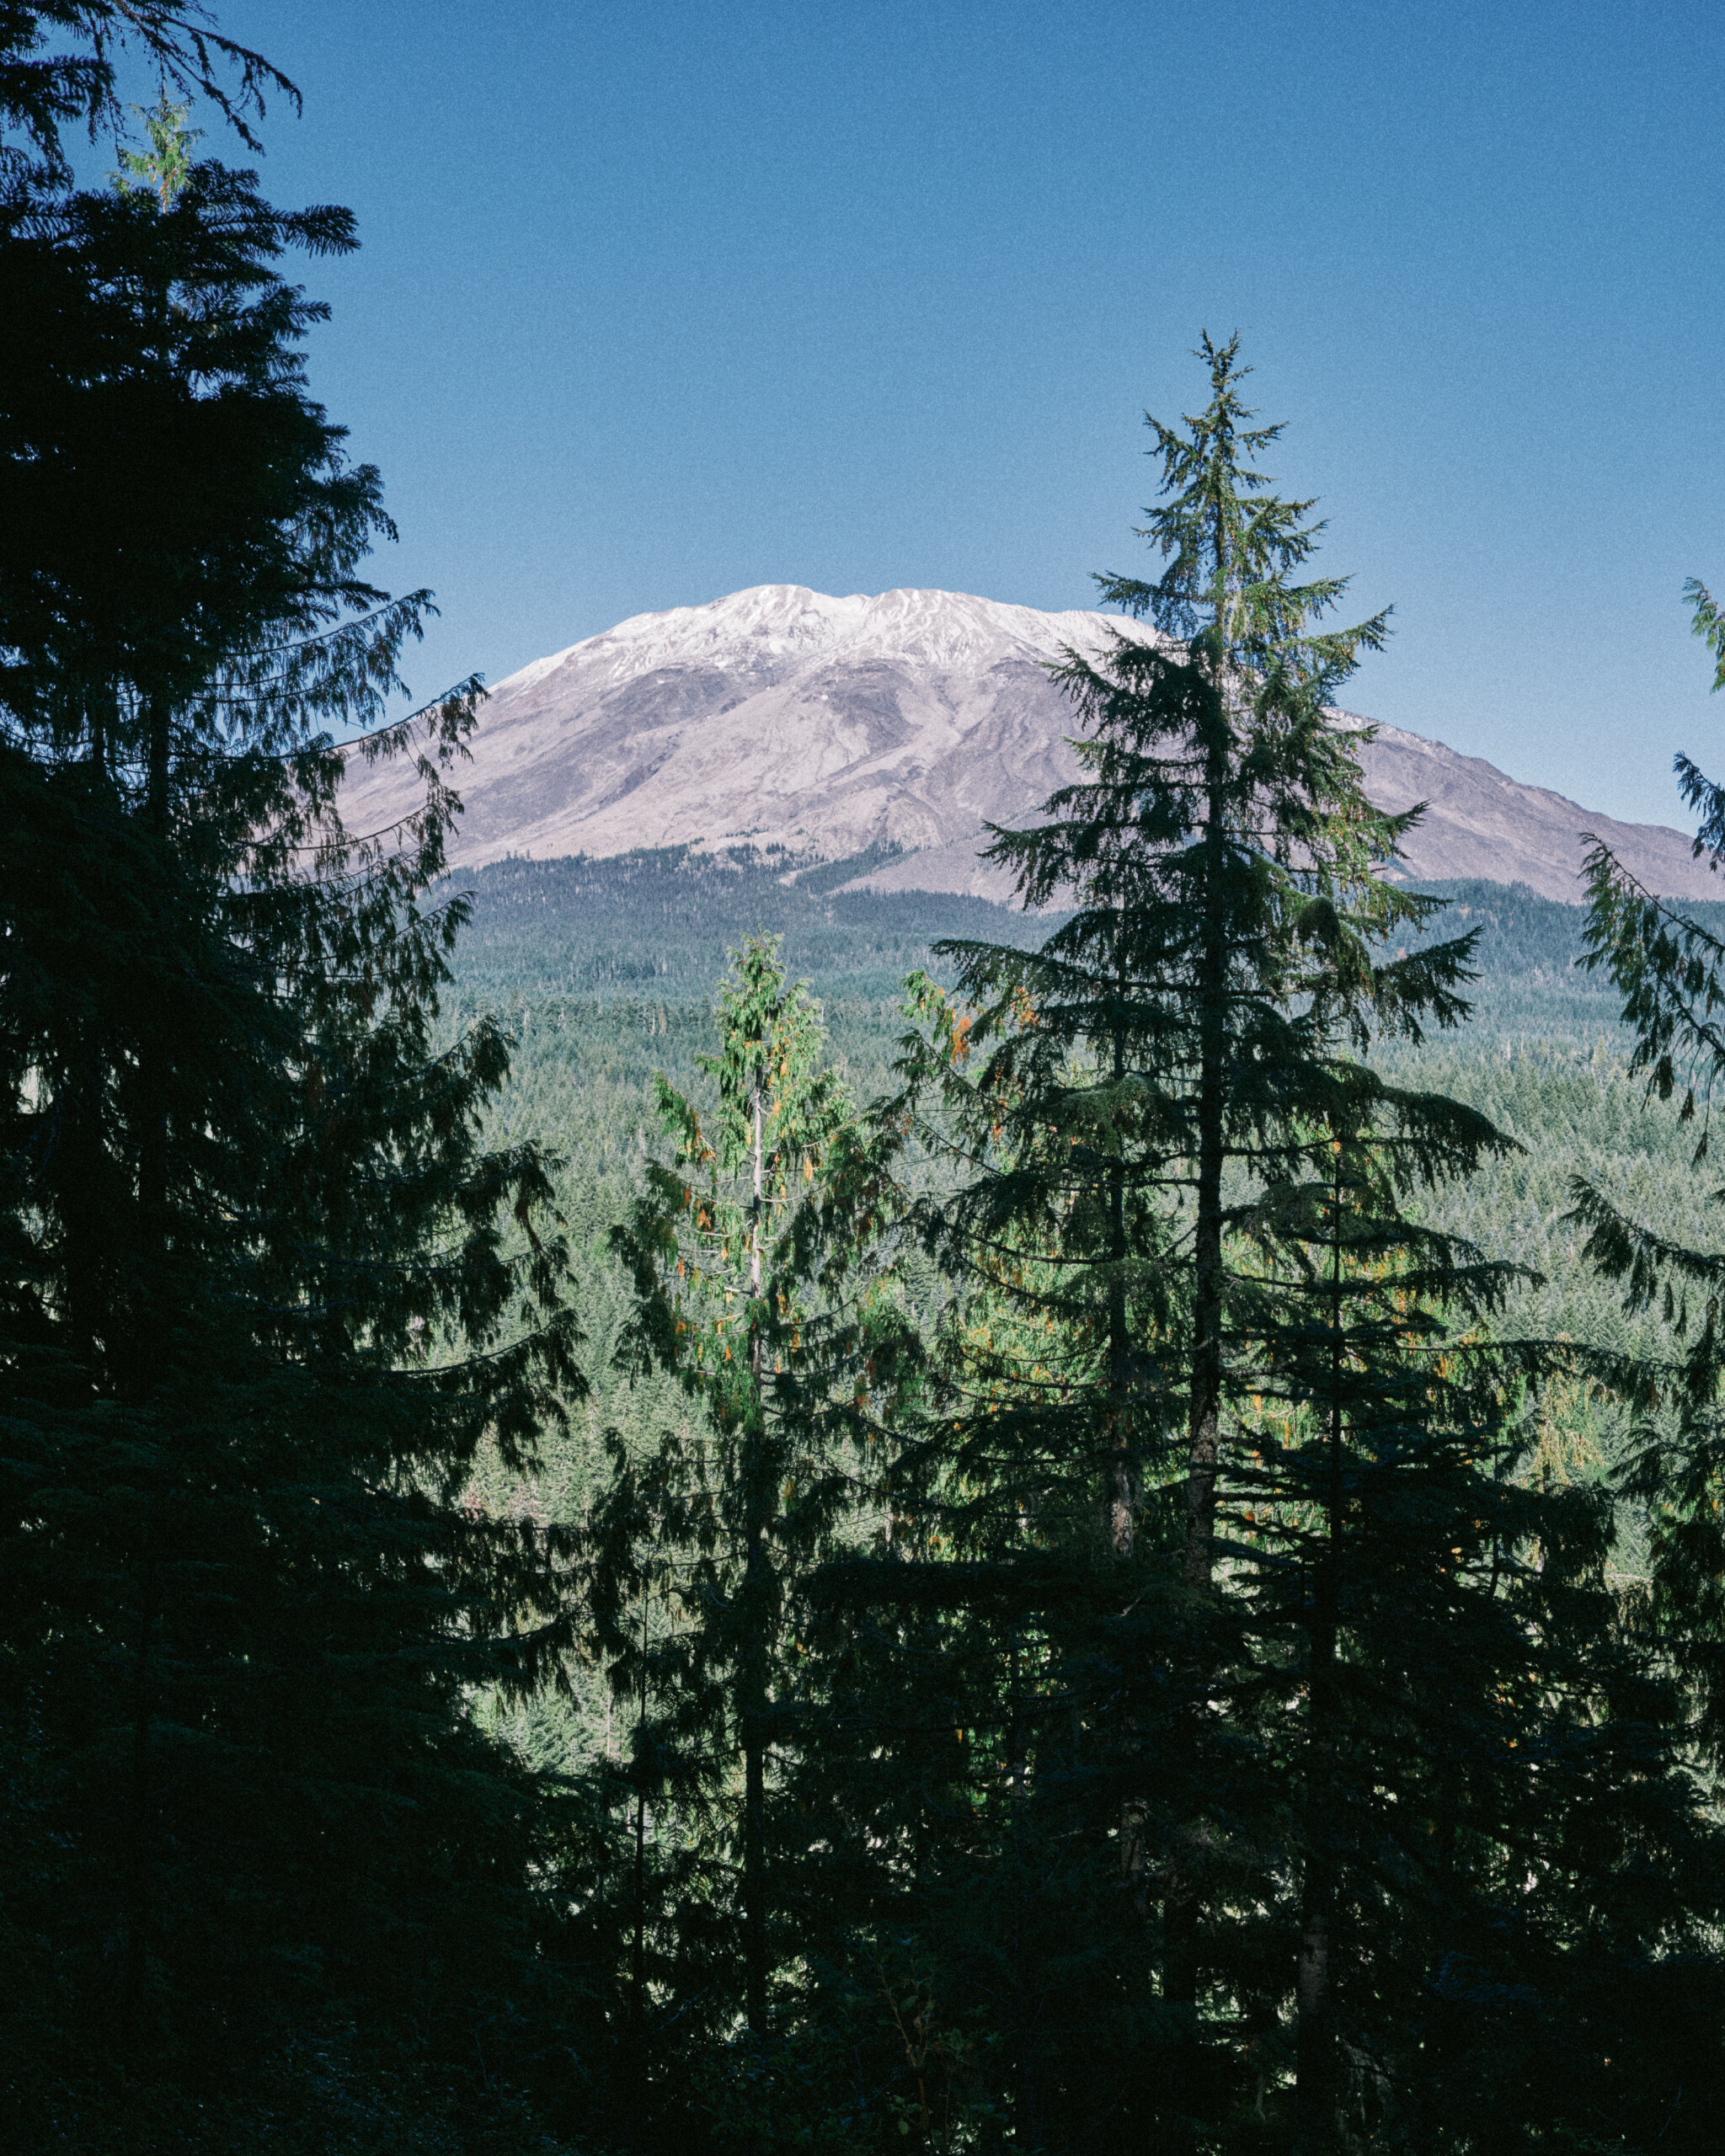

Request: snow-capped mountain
left=337, top=584, right=1717, bottom=905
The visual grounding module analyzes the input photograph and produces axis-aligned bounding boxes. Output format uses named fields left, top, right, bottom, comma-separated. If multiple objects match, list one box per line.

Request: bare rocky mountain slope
left=339, top=584, right=1714, bottom=905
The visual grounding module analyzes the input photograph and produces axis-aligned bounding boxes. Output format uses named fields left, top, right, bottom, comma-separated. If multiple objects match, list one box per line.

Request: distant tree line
left=8, top=11, right=1725, bottom=2153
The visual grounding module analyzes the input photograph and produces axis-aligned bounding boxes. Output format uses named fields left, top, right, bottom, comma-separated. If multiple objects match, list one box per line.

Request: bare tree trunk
left=121, top=1572, right=155, bottom=2057
left=743, top=1705, right=766, bottom=2035
left=1294, top=1634, right=1338, bottom=2155
left=633, top=1572, right=649, bottom=2073
left=1007, top=1635, right=1040, bottom=2153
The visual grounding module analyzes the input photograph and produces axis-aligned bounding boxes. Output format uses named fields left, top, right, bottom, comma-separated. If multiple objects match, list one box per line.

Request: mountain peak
left=494, top=584, right=1151, bottom=704
left=339, top=584, right=1712, bottom=905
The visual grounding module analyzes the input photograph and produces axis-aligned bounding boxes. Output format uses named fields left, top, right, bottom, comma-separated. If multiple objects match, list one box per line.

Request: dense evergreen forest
left=12, top=11, right=1725, bottom=2152
left=447, top=862, right=1725, bottom=2156
left=457, top=849, right=1725, bottom=1440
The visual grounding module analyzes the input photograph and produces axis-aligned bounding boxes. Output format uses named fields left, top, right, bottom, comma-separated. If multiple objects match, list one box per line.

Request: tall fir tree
left=1029, top=329, right=1465, bottom=1604
left=780, top=354, right=1725, bottom=2152
left=901, top=334, right=1477, bottom=2114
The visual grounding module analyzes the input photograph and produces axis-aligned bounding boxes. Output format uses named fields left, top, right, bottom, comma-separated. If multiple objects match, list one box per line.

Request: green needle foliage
left=753, top=356, right=1725, bottom=2148
left=1047, top=328, right=1470, bottom=1597
left=110, top=89, right=199, bottom=204
left=1, top=3, right=294, bottom=186
left=1, top=49, right=585, bottom=2146
left=1574, top=573, right=1725, bottom=1780
left=862, top=335, right=1478, bottom=2132
left=11, top=22, right=1725, bottom=2137
left=1228, top=1071, right=1721, bottom=2150
left=600, top=933, right=906, bottom=2095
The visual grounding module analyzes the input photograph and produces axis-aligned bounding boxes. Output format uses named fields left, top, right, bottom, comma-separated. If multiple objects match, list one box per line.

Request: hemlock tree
left=1573, top=570, right=1725, bottom=1762
left=0, top=62, right=584, bottom=2138
left=1551, top=575, right=1725, bottom=2147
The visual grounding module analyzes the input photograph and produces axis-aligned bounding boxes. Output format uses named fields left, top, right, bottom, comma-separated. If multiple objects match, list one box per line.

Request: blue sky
left=126, top=0, right=1725, bottom=825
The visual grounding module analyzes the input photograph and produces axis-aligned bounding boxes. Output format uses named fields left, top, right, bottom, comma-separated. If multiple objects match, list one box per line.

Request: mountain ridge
left=338, top=584, right=1717, bottom=905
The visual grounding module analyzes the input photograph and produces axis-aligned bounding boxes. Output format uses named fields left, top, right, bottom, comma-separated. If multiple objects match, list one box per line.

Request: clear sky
left=125, top=0, right=1725, bottom=827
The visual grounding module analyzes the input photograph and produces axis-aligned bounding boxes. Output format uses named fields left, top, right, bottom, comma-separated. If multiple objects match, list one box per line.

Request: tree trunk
left=633, top=1572, right=649, bottom=2073
left=1108, top=1001, right=1134, bottom=1561
left=121, top=1572, right=154, bottom=2057
left=1107, top=1000, right=1149, bottom=1929
left=1183, top=508, right=1237, bottom=1594
left=1007, top=1635, right=1041, bottom=2153
left=1183, top=716, right=1230, bottom=1598
left=743, top=1695, right=766, bottom=2035
left=1295, top=1150, right=1346, bottom=2153
left=1164, top=550, right=1236, bottom=2135
left=1165, top=747, right=1230, bottom=2036
left=123, top=694, right=173, bottom=2058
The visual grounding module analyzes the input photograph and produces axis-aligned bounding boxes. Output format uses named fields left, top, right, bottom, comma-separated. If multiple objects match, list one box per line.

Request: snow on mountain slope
left=337, top=584, right=1718, bottom=905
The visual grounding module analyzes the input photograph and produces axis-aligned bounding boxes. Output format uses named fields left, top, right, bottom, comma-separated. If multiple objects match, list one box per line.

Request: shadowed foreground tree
left=1232, top=1071, right=1722, bottom=2150
left=0, top=51, right=585, bottom=2148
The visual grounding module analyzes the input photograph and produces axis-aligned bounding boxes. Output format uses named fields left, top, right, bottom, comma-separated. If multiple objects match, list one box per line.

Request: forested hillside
left=455, top=851, right=1722, bottom=1380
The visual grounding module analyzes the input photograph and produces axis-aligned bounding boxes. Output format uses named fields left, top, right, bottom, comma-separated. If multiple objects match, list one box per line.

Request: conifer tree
left=1224, top=1064, right=1722, bottom=2148
left=898, top=336, right=1477, bottom=2104
left=1, top=1, right=291, bottom=182
left=802, top=427, right=1725, bottom=2143
left=1, top=61, right=584, bottom=2132
left=1236, top=1072, right=1543, bottom=2142
left=1567, top=574, right=1725, bottom=1758
left=1554, top=584, right=1725, bottom=2148
left=602, top=935, right=889, bottom=2047
left=1027, top=331, right=1466, bottom=1598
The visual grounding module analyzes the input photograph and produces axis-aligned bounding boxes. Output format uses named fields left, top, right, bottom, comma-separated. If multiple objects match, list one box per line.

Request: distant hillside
left=445, top=849, right=1725, bottom=1048
left=344, top=584, right=1719, bottom=904
left=452, top=857, right=1724, bottom=1486
left=446, top=844, right=1055, bottom=1013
